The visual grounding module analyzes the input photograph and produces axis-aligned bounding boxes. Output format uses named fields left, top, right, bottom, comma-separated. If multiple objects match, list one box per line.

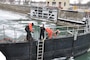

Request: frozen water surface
left=0, top=9, right=57, bottom=41
left=0, top=10, right=26, bottom=20
left=0, top=10, right=27, bottom=41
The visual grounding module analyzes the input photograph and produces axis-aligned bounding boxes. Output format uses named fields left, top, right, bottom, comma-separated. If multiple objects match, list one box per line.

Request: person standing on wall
left=25, top=23, right=34, bottom=41
left=39, top=24, right=45, bottom=40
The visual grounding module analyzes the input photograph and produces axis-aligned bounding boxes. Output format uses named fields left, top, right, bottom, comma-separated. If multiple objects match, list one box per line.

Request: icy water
left=0, top=10, right=90, bottom=60
left=0, top=10, right=57, bottom=41
left=75, top=51, right=90, bottom=60
left=0, top=10, right=27, bottom=41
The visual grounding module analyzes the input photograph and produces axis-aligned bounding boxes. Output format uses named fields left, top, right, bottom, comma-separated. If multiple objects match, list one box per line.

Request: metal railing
left=0, top=24, right=26, bottom=43
left=50, top=25, right=86, bottom=37
left=0, top=24, right=87, bottom=43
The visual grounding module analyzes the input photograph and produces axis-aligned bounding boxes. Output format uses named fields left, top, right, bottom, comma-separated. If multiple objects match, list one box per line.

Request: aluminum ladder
left=37, top=38, right=45, bottom=60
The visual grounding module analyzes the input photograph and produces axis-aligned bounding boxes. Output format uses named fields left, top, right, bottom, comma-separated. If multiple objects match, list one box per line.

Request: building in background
left=30, top=1, right=46, bottom=7
left=46, top=0, right=70, bottom=10
left=30, top=6, right=58, bottom=22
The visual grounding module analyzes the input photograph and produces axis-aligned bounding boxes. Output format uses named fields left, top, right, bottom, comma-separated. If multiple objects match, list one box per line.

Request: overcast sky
left=31, top=0, right=90, bottom=4
left=70, top=0, right=90, bottom=4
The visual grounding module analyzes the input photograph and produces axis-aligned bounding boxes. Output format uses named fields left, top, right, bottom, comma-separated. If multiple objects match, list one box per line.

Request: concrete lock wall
left=0, top=3, right=30, bottom=14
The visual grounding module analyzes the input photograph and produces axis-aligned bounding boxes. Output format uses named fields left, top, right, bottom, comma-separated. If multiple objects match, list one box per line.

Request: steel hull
left=0, top=33, right=90, bottom=60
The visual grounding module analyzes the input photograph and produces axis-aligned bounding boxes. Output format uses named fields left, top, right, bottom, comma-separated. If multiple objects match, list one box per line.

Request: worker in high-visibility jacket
left=45, top=27, right=53, bottom=39
left=25, top=23, right=34, bottom=41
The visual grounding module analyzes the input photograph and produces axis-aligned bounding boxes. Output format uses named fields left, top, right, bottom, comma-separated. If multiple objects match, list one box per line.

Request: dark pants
left=26, top=32, right=32, bottom=41
left=39, top=33, right=44, bottom=40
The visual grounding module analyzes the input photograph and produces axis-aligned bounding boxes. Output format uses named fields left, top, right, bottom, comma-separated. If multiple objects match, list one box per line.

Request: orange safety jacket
left=29, top=23, right=33, bottom=32
left=45, top=28, right=53, bottom=39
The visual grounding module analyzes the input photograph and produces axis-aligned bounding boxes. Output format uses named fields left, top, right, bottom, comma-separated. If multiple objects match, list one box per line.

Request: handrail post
left=14, top=28, right=16, bottom=41
left=3, top=25, right=5, bottom=40
left=74, top=29, right=78, bottom=41
left=66, top=26, right=68, bottom=35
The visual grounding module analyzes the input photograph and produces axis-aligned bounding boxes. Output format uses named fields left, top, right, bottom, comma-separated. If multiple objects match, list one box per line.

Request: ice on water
left=0, top=10, right=26, bottom=20
left=0, top=10, right=27, bottom=42
left=0, top=9, right=57, bottom=42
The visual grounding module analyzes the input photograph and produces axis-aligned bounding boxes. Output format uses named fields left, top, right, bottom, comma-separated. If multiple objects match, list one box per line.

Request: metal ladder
left=37, top=38, right=45, bottom=60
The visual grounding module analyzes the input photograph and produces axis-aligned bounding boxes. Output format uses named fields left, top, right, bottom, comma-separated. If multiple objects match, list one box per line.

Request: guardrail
left=0, top=24, right=86, bottom=43
left=0, top=24, right=26, bottom=43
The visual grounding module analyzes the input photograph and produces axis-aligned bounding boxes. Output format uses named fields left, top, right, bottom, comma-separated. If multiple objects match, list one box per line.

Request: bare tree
left=78, top=0, right=82, bottom=4
left=8, top=0, right=15, bottom=4
left=0, top=0, right=6, bottom=3
left=86, top=1, right=90, bottom=6
left=0, top=0, right=2, bottom=2
left=18, top=0, right=21, bottom=5
left=78, top=0, right=83, bottom=8
left=24, top=0, right=29, bottom=5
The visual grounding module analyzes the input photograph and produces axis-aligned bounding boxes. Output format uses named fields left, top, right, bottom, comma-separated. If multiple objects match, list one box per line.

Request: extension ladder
left=37, top=38, right=45, bottom=60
